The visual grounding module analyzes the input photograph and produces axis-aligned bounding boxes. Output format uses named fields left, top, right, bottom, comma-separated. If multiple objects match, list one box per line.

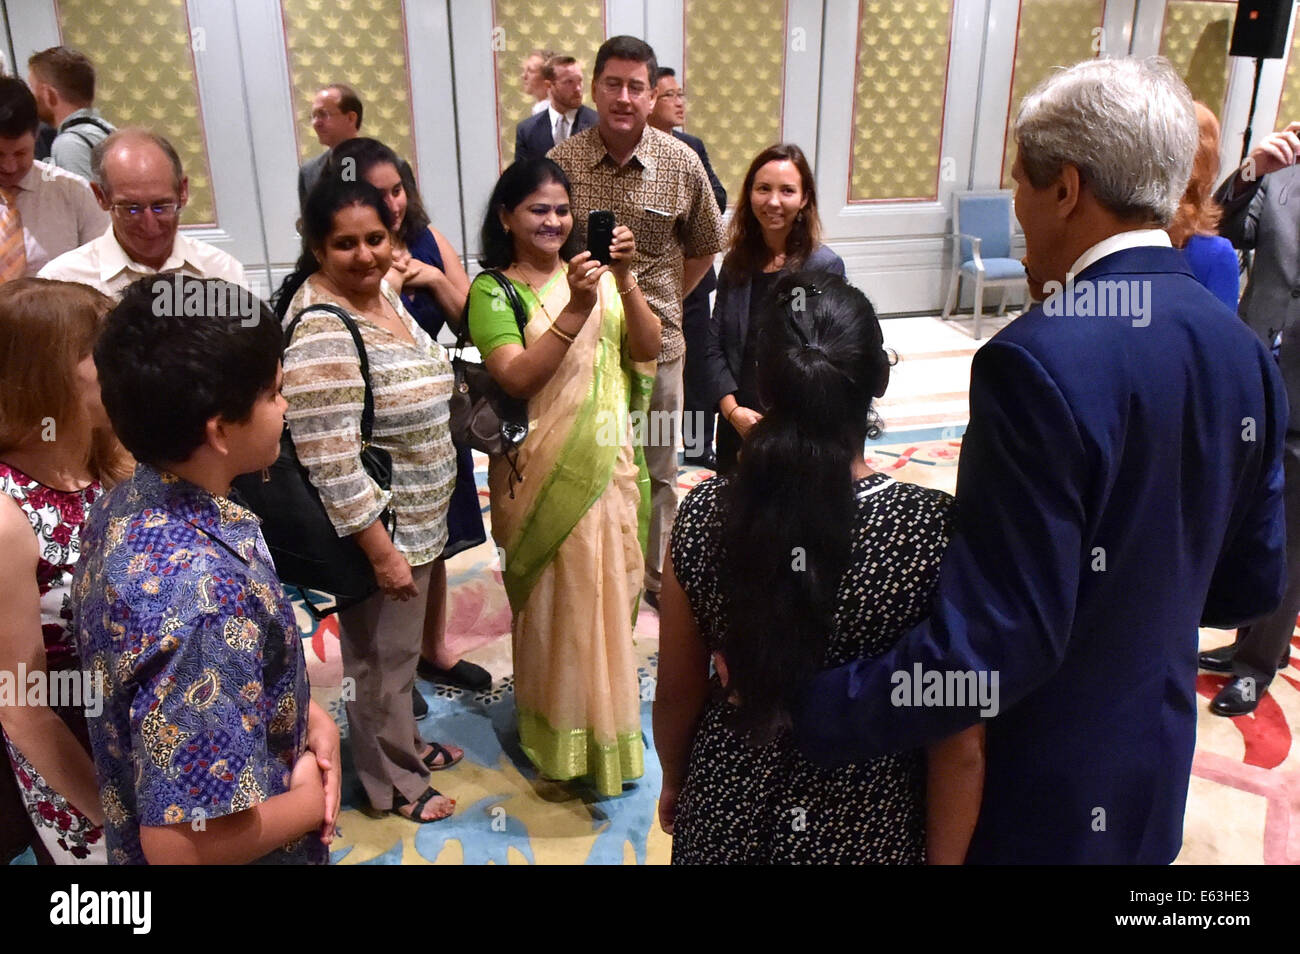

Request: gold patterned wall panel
left=850, top=0, right=954, bottom=202
left=56, top=0, right=215, bottom=226
left=1000, top=0, right=1104, bottom=187
left=1273, top=16, right=1300, bottom=130
left=1160, top=1, right=1236, bottom=118
left=281, top=0, right=415, bottom=170
left=492, top=0, right=605, bottom=171
left=683, top=0, right=786, bottom=207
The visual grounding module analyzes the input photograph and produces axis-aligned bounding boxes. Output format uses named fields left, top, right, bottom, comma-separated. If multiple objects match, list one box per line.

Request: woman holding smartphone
left=468, top=159, right=660, bottom=796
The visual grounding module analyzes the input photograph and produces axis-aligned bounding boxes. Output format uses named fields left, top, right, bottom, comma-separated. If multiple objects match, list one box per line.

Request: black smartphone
left=587, top=210, right=616, bottom=266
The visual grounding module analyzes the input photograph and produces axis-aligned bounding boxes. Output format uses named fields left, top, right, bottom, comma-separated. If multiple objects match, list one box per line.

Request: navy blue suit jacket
left=514, top=105, right=597, bottom=164
left=793, top=246, right=1288, bottom=864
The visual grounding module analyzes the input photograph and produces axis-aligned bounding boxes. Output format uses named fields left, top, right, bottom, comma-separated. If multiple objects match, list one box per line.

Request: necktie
left=0, top=187, right=26, bottom=283
left=555, top=115, right=570, bottom=144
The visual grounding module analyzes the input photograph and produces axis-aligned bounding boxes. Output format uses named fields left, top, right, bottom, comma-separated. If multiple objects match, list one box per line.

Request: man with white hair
left=39, top=127, right=245, bottom=297
left=793, top=57, right=1287, bottom=864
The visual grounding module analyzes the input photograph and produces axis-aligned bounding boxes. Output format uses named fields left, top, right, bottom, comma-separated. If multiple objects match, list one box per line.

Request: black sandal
left=421, top=741, right=463, bottom=771
left=391, top=786, right=454, bottom=824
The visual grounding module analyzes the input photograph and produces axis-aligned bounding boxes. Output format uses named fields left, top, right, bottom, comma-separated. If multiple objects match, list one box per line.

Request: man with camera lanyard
left=549, top=36, right=725, bottom=611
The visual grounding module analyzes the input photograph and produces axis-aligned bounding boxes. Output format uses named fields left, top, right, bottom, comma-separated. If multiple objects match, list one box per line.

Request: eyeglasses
left=311, top=109, right=340, bottom=121
left=110, top=201, right=182, bottom=220
left=658, top=89, right=687, bottom=101
left=599, top=77, right=650, bottom=96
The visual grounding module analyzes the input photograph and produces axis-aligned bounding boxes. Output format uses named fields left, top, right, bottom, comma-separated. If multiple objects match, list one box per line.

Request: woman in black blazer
left=705, top=143, right=846, bottom=471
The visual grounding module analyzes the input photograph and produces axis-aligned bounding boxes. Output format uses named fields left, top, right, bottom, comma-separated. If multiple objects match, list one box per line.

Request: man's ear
left=90, top=182, right=110, bottom=212
left=178, top=176, right=190, bottom=208
left=1056, top=164, right=1083, bottom=219
left=204, top=414, right=231, bottom=458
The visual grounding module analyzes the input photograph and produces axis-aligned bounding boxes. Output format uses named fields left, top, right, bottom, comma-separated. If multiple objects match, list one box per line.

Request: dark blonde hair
left=0, top=279, right=131, bottom=485
left=1168, top=102, right=1224, bottom=248
left=723, top=143, right=821, bottom=280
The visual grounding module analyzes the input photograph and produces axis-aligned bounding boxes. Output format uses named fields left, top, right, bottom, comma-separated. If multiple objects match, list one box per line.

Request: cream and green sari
left=480, top=268, right=654, bottom=797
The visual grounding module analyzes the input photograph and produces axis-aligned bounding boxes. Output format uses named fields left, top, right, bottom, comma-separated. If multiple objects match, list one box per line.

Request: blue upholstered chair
left=940, top=190, right=1026, bottom=339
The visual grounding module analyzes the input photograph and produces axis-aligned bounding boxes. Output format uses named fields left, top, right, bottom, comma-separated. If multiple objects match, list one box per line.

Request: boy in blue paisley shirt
left=73, top=276, right=339, bottom=864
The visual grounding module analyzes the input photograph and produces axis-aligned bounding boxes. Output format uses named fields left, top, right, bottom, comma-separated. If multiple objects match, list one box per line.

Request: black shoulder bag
left=449, top=270, right=531, bottom=484
left=231, top=303, right=394, bottom=615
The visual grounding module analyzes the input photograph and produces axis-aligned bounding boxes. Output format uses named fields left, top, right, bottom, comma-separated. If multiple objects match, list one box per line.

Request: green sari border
left=517, top=707, right=645, bottom=798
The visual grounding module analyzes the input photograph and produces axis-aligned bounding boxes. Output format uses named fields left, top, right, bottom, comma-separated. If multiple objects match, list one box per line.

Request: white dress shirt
left=1069, top=228, right=1172, bottom=277
left=38, top=225, right=247, bottom=299
left=9, top=161, right=109, bottom=276
left=548, top=103, right=578, bottom=145
left=531, top=99, right=548, bottom=115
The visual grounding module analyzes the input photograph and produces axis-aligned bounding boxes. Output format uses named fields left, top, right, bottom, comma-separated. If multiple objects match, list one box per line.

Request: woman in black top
left=704, top=144, right=845, bottom=472
left=655, top=273, right=986, bottom=864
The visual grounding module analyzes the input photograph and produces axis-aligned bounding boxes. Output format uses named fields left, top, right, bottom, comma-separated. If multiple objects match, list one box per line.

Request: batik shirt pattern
left=73, top=464, right=325, bottom=865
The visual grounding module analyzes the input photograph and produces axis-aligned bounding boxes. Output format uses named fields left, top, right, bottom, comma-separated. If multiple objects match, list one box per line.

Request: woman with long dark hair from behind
left=654, top=272, right=985, bottom=863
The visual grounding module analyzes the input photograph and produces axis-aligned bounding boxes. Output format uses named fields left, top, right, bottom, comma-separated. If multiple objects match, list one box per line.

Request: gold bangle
left=617, top=274, right=639, bottom=295
left=548, top=322, right=576, bottom=344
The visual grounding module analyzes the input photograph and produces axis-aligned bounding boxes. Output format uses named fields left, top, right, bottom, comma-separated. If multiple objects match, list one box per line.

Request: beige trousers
left=338, top=562, right=433, bottom=808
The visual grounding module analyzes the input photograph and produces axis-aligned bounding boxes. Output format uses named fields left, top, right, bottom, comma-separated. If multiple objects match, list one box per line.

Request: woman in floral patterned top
left=273, top=177, right=462, bottom=824
left=0, top=279, right=131, bottom=864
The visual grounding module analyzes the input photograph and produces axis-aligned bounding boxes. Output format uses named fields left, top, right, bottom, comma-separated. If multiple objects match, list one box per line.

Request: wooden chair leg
left=997, top=285, right=1009, bottom=317
left=973, top=275, right=985, bottom=340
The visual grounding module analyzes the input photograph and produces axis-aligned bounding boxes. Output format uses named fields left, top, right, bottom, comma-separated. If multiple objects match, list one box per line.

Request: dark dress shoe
left=418, top=658, right=491, bottom=691
left=644, top=589, right=660, bottom=612
left=1198, top=644, right=1235, bottom=673
left=412, top=686, right=429, bottom=719
left=682, top=451, right=717, bottom=471
left=1209, top=676, right=1263, bottom=717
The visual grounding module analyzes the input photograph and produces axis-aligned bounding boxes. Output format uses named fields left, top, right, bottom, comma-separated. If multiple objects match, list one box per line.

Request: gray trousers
left=338, top=562, right=433, bottom=808
left=1231, top=436, right=1300, bottom=685
left=644, top=355, right=684, bottom=594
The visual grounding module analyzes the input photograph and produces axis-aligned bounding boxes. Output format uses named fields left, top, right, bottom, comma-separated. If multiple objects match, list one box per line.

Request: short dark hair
left=654, top=67, right=676, bottom=83
left=542, top=55, right=578, bottom=82
left=593, top=36, right=657, bottom=88
left=96, top=277, right=283, bottom=466
left=28, top=47, right=96, bottom=105
left=328, top=83, right=363, bottom=130
left=479, top=159, right=575, bottom=269
left=0, top=77, right=39, bottom=140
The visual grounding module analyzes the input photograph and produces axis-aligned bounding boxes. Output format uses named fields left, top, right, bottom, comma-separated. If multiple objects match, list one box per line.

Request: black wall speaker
left=1229, top=0, right=1293, bottom=59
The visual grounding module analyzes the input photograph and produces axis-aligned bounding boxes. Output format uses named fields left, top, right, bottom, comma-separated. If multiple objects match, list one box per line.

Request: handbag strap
left=285, top=302, right=378, bottom=444
left=454, top=269, right=530, bottom=355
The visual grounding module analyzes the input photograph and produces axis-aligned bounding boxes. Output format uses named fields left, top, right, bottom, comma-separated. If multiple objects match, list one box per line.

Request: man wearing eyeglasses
left=0, top=76, right=107, bottom=280
left=549, top=36, right=726, bottom=611
left=298, top=84, right=362, bottom=211
left=39, top=128, right=245, bottom=297
left=649, top=67, right=726, bottom=471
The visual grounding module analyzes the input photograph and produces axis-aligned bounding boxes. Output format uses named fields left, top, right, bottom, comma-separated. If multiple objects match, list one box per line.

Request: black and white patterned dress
left=668, top=472, right=954, bottom=864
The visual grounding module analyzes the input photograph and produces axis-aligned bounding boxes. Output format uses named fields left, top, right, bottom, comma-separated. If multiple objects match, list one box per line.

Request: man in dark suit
left=1203, top=122, right=1300, bottom=715
left=650, top=67, right=725, bottom=468
left=299, top=83, right=362, bottom=210
left=514, top=56, right=597, bottom=164
left=792, top=57, right=1287, bottom=864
